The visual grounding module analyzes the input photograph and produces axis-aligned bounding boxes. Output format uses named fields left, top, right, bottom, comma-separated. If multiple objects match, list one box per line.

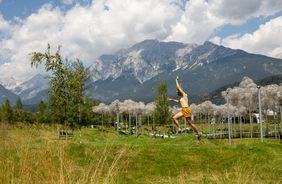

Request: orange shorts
left=182, top=107, right=191, bottom=118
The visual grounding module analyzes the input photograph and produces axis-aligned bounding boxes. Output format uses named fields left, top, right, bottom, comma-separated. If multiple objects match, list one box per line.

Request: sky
left=0, top=0, right=282, bottom=82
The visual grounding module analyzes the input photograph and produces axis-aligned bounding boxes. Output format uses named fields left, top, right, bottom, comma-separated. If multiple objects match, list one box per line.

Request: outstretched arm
left=176, top=76, right=185, bottom=96
left=167, top=98, right=179, bottom=103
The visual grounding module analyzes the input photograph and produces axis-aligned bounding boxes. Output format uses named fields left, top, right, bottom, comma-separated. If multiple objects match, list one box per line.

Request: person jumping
left=167, top=76, right=201, bottom=140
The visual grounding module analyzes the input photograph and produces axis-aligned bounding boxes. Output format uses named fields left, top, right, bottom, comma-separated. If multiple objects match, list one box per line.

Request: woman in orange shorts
left=167, top=76, right=201, bottom=139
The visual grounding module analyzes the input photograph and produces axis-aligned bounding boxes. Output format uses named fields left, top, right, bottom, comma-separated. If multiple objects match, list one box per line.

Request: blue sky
left=0, top=0, right=282, bottom=80
left=211, top=11, right=282, bottom=39
left=0, top=0, right=90, bottom=20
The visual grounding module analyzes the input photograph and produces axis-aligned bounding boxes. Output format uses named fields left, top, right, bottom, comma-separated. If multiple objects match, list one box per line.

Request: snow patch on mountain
left=0, top=76, right=23, bottom=91
left=89, top=40, right=198, bottom=84
left=175, top=44, right=198, bottom=70
left=13, top=74, right=49, bottom=100
left=124, top=49, right=161, bottom=83
left=198, top=48, right=216, bottom=61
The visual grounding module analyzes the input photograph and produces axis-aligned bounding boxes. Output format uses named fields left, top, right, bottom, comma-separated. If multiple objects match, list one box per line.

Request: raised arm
left=176, top=76, right=185, bottom=96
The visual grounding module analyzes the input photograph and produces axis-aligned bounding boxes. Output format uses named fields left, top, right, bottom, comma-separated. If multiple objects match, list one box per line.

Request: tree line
left=0, top=97, right=99, bottom=126
left=0, top=98, right=33, bottom=123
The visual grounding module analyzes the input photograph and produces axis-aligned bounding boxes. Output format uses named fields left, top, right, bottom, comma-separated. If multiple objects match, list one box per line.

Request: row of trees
left=0, top=99, right=33, bottom=123
left=92, top=81, right=173, bottom=127
left=0, top=97, right=98, bottom=126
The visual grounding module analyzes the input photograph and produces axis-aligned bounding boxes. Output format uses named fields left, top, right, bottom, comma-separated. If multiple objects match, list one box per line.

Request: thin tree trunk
left=274, top=112, right=278, bottom=139
left=213, top=115, right=215, bottom=139
left=230, top=115, right=232, bottom=138
left=125, top=114, right=127, bottom=130
left=147, top=115, right=150, bottom=135
left=116, top=112, right=119, bottom=133
left=250, top=112, right=253, bottom=138
left=139, top=114, right=142, bottom=135
left=102, top=113, right=104, bottom=130
left=208, top=113, right=210, bottom=135
left=240, top=115, right=242, bottom=138
left=265, top=110, right=269, bottom=136
left=220, top=114, right=223, bottom=138
left=279, top=106, right=282, bottom=139
left=153, top=116, right=155, bottom=134
left=233, top=116, right=236, bottom=138
left=136, top=114, right=138, bottom=136
left=129, top=114, right=131, bottom=134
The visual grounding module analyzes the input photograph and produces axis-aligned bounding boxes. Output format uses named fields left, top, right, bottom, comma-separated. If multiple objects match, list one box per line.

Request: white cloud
left=0, top=4, right=64, bottom=79
left=0, top=0, right=282, bottom=81
left=167, top=0, right=282, bottom=42
left=209, top=36, right=221, bottom=45
left=167, top=0, right=225, bottom=43
left=209, top=0, right=282, bottom=25
left=210, top=16, right=282, bottom=58
left=0, top=14, right=11, bottom=34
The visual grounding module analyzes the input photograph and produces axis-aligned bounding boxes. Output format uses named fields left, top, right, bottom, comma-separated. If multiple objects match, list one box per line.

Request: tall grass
left=0, top=123, right=281, bottom=184
left=0, top=123, right=128, bottom=184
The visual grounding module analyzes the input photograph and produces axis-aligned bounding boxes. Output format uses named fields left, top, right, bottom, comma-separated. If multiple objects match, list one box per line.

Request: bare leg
left=187, top=118, right=202, bottom=141
left=186, top=118, right=199, bottom=134
left=173, top=112, right=183, bottom=133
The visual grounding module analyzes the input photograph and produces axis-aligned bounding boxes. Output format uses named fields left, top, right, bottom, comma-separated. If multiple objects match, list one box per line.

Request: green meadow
left=0, top=123, right=281, bottom=184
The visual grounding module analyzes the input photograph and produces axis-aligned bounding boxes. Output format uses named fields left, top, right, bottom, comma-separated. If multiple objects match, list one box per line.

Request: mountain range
left=0, top=74, right=49, bottom=105
left=1, top=39, right=282, bottom=105
left=86, top=40, right=282, bottom=102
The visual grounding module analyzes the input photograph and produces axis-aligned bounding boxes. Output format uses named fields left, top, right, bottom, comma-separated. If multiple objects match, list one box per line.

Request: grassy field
left=0, top=123, right=281, bottom=184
